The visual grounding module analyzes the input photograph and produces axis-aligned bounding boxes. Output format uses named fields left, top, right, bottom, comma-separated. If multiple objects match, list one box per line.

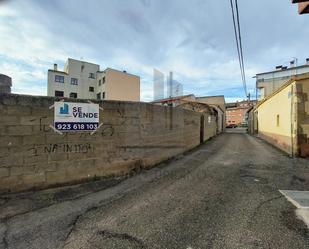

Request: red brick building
left=226, top=100, right=256, bottom=127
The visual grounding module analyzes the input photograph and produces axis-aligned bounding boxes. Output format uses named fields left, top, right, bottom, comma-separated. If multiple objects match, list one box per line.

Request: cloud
left=0, top=0, right=308, bottom=102
left=0, top=61, right=45, bottom=95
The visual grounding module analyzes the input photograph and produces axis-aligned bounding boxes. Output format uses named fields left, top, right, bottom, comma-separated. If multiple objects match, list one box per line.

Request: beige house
left=249, top=73, right=309, bottom=157
left=197, top=95, right=226, bottom=132
left=151, top=94, right=225, bottom=134
left=47, top=58, right=140, bottom=101
left=151, top=94, right=196, bottom=107
left=178, top=102, right=218, bottom=142
left=196, top=95, right=226, bottom=113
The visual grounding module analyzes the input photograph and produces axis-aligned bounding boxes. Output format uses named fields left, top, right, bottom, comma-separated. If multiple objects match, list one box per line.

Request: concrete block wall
left=203, top=114, right=217, bottom=141
left=0, top=94, right=209, bottom=193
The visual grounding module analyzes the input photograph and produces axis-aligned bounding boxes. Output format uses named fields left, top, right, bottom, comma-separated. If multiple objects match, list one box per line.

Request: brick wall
left=226, top=107, right=248, bottom=126
left=0, top=94, right=211, bottom=193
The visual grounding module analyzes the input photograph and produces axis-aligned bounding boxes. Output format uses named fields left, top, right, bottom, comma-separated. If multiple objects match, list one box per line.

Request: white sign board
left=54, top=102, right=99, bottom=131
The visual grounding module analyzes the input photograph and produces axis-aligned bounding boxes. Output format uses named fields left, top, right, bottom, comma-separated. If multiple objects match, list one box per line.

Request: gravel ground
left=1, top=129, right=309, bottom=249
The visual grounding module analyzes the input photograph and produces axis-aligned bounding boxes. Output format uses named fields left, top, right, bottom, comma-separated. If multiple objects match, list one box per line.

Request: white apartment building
left=256, top=58, right=309, bottom=100
left=47, top=58, right=140, bottom=101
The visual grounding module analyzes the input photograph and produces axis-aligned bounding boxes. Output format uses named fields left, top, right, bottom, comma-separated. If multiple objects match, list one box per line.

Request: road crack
left=61, top=192, right=130, bottom=249
left=62, top=205, right=99, bottom=248
left=249, top=195, right=283, bottom=222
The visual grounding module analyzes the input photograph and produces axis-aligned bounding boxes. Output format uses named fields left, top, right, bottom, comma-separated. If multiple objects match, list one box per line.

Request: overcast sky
left=0, top=0, right=308, bottom=102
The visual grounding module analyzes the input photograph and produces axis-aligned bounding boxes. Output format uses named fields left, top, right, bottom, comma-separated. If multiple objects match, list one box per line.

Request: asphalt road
left=1, top=129, right=309, bottom=249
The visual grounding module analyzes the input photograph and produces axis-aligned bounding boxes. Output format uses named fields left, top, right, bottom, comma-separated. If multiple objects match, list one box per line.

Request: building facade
left=256, top=59, right=309, bottom=100
left=151, top=94, right=196, bottom=107
left=226, top=100, right=256, bottom=126
left=152, top=94, right=226, bottom=134
left=196, top=95, right=226, bottom=113
left=47, top=58, right=140, bottom=101
left=249, top=73, right=309, bottom=157
left=178, top=102, right=218, bottom=141
left=0, top=74, right=12, bottom=94
left=197, top=95, right=226, bottom=132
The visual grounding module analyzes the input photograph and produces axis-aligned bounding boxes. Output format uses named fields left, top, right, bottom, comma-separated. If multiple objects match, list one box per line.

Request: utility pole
left=169, top=71, right=173, bottom=98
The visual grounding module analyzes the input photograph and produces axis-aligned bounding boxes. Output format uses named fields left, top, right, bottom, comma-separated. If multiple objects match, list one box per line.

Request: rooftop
left=67, top=58, right=100, bottom=67
left=151, top=94, right=195, bottom=103
left=255, top=72, right=309, bottom=109
left=256, top=63, right=309, bottom=76
left=196, top=95, right=225, bottom=99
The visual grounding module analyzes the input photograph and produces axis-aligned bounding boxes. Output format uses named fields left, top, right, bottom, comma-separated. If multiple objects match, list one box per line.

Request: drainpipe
left=291, top=84, right=295, bottom=157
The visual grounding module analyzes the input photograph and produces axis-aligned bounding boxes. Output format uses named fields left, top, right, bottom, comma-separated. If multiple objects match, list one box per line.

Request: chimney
left=290, top=60, right=295, bottom=68
left=306, top=58, right=309, bottom=65
left=276, top=65, right=283, bottom=71
left=54, top=63, right=58, bottom=71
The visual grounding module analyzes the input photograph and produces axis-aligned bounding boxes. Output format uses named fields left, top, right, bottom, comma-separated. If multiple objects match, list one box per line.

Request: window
left=71, top=78, right=78, bottom=85
left=55, top=75, right=64, bottom=83
left=102, top=77, right=105, bottom=84
left=55, top=91, right=64, bottom=97
left=97, top=93, right=101, bottom=100
left=89, top=87, right=94, bottom=92
left=276, top=115, right=280, bottom=127
left=99, top=80, right=101, bottom=86
left=70, top=92, right=77, bottom=99
left=89, top=73, right=95, bottom=79
left=102, top=92, right=105, bottom=99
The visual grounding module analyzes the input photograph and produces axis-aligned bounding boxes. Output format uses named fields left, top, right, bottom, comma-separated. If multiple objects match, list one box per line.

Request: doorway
left=200, top=115, right=204, bottom=144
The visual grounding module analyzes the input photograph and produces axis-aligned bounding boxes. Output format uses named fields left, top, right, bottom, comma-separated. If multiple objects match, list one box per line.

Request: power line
left=230, top=0, right=247, bottom=97
left=235, top=0, right=247, bottom=97
left=229, top=0, right=244, bottom=85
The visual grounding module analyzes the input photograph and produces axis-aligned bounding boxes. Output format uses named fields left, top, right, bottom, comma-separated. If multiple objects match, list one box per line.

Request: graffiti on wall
left=28, top=143, right=94, bottom=156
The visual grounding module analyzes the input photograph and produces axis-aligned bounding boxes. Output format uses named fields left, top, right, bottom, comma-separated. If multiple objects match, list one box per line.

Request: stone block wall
left=0, top=94, right=211, bottom=193
left=296, top=79, right=309, bottom=157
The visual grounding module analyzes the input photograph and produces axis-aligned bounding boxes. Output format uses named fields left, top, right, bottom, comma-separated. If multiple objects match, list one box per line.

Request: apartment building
left=256, top=59, right=309, bottom=100
left=47, top=58, right=140, bottom=101
left=225, top=100, right=256, bottom=126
